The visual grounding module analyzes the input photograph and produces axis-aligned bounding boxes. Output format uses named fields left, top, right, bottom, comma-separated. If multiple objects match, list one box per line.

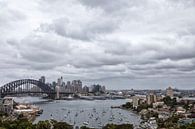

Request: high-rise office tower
left=39, top=76, right=46, bottom=84
left=146, top=92, right=157, bottom=105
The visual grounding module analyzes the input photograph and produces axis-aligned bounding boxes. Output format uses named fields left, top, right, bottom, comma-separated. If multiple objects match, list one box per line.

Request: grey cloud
left=0, top=1, right=26, bottom=26
left=79, top=0, right=145, bottom=13
left=39, top=15, right=118, bottom=41
left=1, top=0, right=195, bottom=89
left=18, top=34, right=72, bottom=63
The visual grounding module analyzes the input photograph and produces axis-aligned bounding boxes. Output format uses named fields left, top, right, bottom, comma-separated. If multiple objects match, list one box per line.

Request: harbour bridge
left=0, top=79, right=73, bottom=99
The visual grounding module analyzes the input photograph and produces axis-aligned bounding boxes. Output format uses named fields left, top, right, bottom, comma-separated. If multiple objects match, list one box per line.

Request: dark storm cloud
left=0, top=0, right=195, bottom=89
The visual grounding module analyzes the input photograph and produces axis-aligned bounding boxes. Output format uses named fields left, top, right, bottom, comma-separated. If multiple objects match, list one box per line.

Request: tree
left=163, top=96, right=177, bottom=107
left=53, top=121, right=73, bottom=129
left=36, top=120, right=51, bottom=129
left=122, top=102, right=133, bottom=109
left=102, top=124, right=133, bottom=129
left=157, top=115, right=180, bottom=129
left=80, top=126, right=94, bottom=129
left=0, top=119, right=34, bottom=129
left=0, top=111, right=8, bottom=117
left=136, top=104, right=152, bottom=112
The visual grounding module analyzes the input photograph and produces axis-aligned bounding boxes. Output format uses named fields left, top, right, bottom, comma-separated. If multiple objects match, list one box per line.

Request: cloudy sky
left=0, top=0, right=195, bottom=89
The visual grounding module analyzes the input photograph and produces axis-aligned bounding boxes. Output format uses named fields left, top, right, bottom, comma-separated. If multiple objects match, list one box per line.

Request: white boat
left=62, top=95, right=74, bottom=100
left=83, top=122, right=89, bottom=125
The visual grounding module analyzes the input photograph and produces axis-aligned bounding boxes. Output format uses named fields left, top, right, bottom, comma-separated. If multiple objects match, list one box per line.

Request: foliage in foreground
left=102, top=124, right=133, bottom=129
left=1, top=117, right=195, bottom=129
left=179, top=122, right=195, bottom=129
left=0, top=119, right=73, bottom=129
left=0, top=118, right=134, bottom=129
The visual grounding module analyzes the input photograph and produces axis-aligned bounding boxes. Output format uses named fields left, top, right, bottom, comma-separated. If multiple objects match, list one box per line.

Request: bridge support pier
left=55, top=86, right=60, bottom=99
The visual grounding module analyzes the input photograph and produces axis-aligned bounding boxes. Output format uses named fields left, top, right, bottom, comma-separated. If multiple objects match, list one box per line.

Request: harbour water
left=14, top=97, right=141, bottom=129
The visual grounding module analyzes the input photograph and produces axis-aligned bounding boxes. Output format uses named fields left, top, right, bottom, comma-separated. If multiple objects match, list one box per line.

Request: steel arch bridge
left=0, top=79, right=55, bottom=98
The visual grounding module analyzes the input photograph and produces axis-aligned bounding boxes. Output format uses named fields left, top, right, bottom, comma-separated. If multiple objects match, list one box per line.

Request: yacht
left=83, top=121, right=89, bottom=125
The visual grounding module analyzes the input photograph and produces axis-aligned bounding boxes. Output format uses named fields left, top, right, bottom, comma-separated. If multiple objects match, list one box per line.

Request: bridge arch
left=0, top=79, right=55, bottom=98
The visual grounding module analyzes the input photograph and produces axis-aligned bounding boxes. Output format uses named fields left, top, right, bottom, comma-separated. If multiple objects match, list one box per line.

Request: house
left=176, top=106, right=186, bottom=115
left=2, top=97, right=17, bottom=114
left=158, top=111, right=171, bottom=120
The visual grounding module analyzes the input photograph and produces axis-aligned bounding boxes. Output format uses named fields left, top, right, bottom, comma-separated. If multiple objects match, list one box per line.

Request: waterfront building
left=82, top=86, right=89, bottom=93
left=101, top=86, right=106, bottom=93
left=132, top=96, right=140, bottom=108
left=2, top=97, right=16, bottom=114
left=146, top=92, right=157, bottom=105
left=166, top=86, right=174, bottom=97
left=132, top=96, right=145, bottom=108
left=13, top=105, right=38, bottom=120
left=89, top=86, right=93, bottom=92
left=90, top=84, right=105, bottom=93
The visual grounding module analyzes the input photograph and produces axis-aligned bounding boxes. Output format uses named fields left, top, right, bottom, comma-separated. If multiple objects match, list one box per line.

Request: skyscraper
left=66, top=81, right=71, bottom=92
left=39, top=76, right=46, bottom=84
left=57, top=76, right=63, bottom=86
left=146, top=92, right=157, bottom=105
left=132, top=96, right=140, bottom=108
left=72, top=80, right=82, bottom=93
left=82, top=86, right=89, bottom=93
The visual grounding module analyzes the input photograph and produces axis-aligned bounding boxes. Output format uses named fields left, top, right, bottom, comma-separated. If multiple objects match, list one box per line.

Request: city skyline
left=1, top=0, right=195, bottom=89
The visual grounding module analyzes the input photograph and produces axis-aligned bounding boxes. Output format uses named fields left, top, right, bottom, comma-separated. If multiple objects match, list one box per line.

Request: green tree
left=163, top=96, right=177, bottom=107
left=136, top=104, right=152, bottom=112
left=102, top=124, right=133, bottom=129
left=0, top=119, right=34, bottom=129
left=80, top=126, right=94, bottom=129
left=53, top=121, right=73, bottom=129
left=122, top=102, right=133, bottom=109
left=36, top=120, right=51, bottom=129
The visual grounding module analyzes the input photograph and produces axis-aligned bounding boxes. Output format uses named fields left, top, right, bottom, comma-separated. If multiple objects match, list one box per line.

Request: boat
left=62, top=95, right=74, bottom=100
left=37, top=109, right=43, bottom=114
left=83, top=121, right=89, bottom=125
left=119, top=118, right=123, bottom=121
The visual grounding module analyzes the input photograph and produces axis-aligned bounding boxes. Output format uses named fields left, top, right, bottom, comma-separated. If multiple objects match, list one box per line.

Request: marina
left=14, top=97, right=141, bottom=129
